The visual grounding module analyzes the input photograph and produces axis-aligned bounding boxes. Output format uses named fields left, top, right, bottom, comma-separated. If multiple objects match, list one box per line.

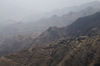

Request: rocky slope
left=0, top=11, right=100, bottom=58
left=63, top=12, right=100, bottom=37
left=0, top=6, right=99, bottom=58
left=0, top=5, right=100, bottom=66
left=0, top=36, right=100, bottom=66
left=30, top=12, right=100, bottom=48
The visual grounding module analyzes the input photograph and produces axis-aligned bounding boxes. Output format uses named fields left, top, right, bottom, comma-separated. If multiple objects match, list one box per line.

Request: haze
left=0, top=0, right=100, bottom=22
left=1, top=0, right=99, bottom=12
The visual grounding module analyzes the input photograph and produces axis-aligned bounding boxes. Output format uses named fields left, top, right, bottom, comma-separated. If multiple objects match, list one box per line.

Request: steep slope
left=30, top=12, right=100, bottom=48
left=0, top=7, right=99, bottom=40
left=0, top=36, right=100, bottom=66
left=0, top=11, right=100, bottom=58
left=30, top=26, right=63, bottom=47
left=64, top=12, right=100, bottom=37
left=0, top=3, right=100, bottom=59
left=0, top=7, right=99, bottom=57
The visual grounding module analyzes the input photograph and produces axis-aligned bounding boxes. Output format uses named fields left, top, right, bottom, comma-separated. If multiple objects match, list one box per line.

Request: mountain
left=0, top=22, right=42, bottom=40
left=0, top=3, right=100, bottom=57
left=21, top=1, right=100, bottom=22
left=0, top=2, right=100, bottom=65
left=51, top=1, right=100, bottom=16
left=63, top=12, right=100, bottom=37
left=0, top=7, right=99, bottom=40
left=0, top=36, right=100, bottom=66
left=0, top=10, right=100, bottom=58
left=0, top=35, right=34, bottom=57
left=35, top=7, right=100, bottom=27
left=30, top=26, right=63, bottom=47
left=30, top=12, right=100, bottom=48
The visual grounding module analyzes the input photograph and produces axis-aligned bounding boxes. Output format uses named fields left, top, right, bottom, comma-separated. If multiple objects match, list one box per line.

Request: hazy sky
left=1, top=0, right=100, bottom=12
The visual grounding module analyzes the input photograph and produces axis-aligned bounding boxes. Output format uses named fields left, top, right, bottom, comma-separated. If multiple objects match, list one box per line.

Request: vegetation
left=0, top=2, right=100, bottom=66
left=30, top=12, right=100, bottom=48
left=0, top=36, right=100, bottom=66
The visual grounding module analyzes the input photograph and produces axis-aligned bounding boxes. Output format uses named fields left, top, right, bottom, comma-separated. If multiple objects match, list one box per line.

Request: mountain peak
left=51, top=15, right=58, bottom=18
left=47, top=26, right=58, bottom=31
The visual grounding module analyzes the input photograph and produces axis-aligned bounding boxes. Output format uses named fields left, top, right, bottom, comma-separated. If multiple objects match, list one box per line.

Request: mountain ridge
left=0, top=6, right=99, bottom=41
left=21, top=1, right=100, bottom=22
left=0, top=36, right=100, bottom=66
left=30, top=12, right=100, bottom=48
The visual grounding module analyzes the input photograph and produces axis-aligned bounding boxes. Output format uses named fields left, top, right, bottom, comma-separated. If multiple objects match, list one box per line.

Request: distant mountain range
left=0, top=2, right=100, bottom=65
left=30, top=12, right=100, bottom=48
left=35, top=7, right=100, bottom=27
left=0, top=1, right=99, bottom=58
left=0, top=11, right=100, bottom=58
left=0, top=1, right=100, bottom=42
left=0, top=6, right=99, bottom=40
left=21, top=1, right=100, bottom=22
left=0, top=1, right=100, bottom=65
left=0, top=1, right=100, bottom=23
left=0, top=35, right=34, bottom=57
